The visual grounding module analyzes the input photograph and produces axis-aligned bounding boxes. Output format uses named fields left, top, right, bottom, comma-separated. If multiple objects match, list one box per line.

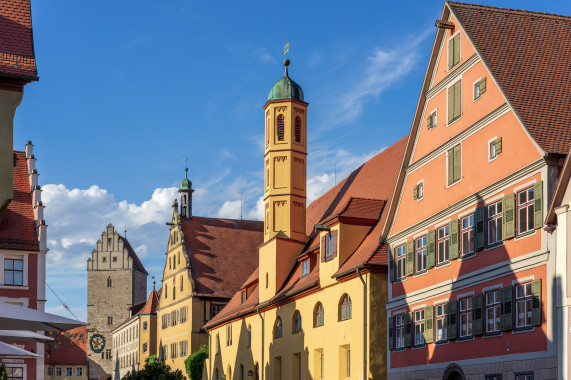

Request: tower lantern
left=179, top=166, right=194, bottom=219
left=263, top=57, right=308, bottom=243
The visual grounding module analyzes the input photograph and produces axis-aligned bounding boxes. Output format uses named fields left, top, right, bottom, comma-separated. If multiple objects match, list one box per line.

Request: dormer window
left=301, top=260, right=309, bottom=277
left=241, top=291, right=246, bottom=304
left=321, top=231, right=338, bottom=263
left=326, top=234, right=334, bottom=259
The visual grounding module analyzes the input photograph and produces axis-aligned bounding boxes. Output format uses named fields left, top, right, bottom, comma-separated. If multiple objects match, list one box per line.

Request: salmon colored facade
left=384, top=2, right=571, bottom=379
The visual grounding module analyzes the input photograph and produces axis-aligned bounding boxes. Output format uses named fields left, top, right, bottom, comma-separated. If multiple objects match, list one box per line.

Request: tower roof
left=180, top=167, right=192, bottom=191
left=267, top=59, right=304, bottom=102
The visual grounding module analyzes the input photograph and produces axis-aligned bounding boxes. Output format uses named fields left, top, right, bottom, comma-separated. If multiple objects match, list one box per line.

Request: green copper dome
left=268, top=59, right=304, bottom=102
left=180, top=168, right=192, bottom=190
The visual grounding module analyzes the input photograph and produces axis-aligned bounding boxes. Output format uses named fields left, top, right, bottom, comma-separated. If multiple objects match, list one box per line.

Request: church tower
left=179, top=167, right=194, bottom=219
left=259, top=58, right=309, bottom=303
left=263, top=58, right=308, bottom=243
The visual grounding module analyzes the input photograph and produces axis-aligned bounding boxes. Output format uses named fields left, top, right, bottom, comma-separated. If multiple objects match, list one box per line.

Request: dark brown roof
left=0, top=0, right=37, bottom=80
left=449, top=1, right=571, bottom=154
left=181, top=216, right=263, bottom=299
left=0, top=151, right=38, bottom=251
left=120, top=236, right=148, bottom=275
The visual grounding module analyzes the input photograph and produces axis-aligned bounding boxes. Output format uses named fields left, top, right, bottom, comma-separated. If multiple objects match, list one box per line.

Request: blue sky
left=13, top=0, right=571, bottom=320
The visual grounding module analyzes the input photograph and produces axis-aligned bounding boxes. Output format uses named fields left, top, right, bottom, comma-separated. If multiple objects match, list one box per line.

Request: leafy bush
left=0, top=363, right=7, bottom=380
left=122, top=355, right=185, bottom=380
left=184, top=344, right=209, bottom=380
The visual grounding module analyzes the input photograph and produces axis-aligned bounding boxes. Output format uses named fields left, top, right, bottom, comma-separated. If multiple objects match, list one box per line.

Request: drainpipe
left=356, top=268, right=367, bottom=380
left=256, top=306, right=264, bottom=380
left=208, top=330, right=212, bottom=380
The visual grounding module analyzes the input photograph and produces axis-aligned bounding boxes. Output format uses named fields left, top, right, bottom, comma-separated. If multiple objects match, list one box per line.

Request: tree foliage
left=122, top=355, right=185, bottom=380
left=185, top=344, right=209, bottom=380
left=0, top=363, right=8, bottom=380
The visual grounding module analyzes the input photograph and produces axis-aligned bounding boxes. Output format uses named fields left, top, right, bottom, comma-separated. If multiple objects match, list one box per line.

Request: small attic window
left=301, top=260, right=309, bottom=277
left=102, top=257, right=107, bottom=263
left=112, top=256, right=117, bottom=262
left=277, top=115, right=285, bottom=141
left=241, top=291, right=246, bottom=304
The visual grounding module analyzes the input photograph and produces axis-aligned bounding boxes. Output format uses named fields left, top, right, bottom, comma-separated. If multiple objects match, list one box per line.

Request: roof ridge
left=190, top=215, right=263, bottom=223
left=448, top=1, right=571, bottom=21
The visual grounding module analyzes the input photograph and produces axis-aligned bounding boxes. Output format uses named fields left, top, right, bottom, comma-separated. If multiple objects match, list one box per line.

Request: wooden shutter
left=449, top=220, right=459, bottom=259
left=332, top=231, right=338, bottom=258
left=502, top=194, right=515, bottom=240
left=448, top=37, right=454, bottom=69
left=453, top=144, right=461, bottom=183
left=404, top=312, right=412, bottom=347
left=388, top=316, right=394, bottom=350
left=531, top=279, right=542, bottom=326
left=405, top=240, right=414, bottom=276
left=448, top=86, right=455, bottom=123
left=447, top=300, right=457, bottom=340
left=320, top=235, right=326, bottom=262
left=453, top=34, right=460, bottom=66
left=424, top=306, right=434, bottom=344
left=473, top=293, right=483, bottom=336
left=447, top=148, right=454, bottom=185
left=501, top=286, right=513, bottom=331
left=413, top=185, right=418, bottom=200
left=427, top=230, right=436, bottom=269
left=479, top=77, right=486, bottom=94
left=427, top=115, right=432, bottom=129
left=534, top=181, right=543, bottom=229
left=453, top=81, right=462, bottom=120
left=474, top=206, right=485, bottom=251
left=389, top=246, right=395, bottom=282
left=495, top=137, right=502, bottom=154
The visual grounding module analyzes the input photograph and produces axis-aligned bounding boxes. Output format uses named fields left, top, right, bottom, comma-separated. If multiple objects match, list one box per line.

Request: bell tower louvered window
left=294, top=117, right=302, bottom=143
left=277, top=115, right=285, bottom=141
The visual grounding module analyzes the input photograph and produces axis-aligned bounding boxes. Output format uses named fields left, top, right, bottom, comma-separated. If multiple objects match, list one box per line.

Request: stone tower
left=86, top=224, right=147, bottom=380
left=263, top=58, right=308, bottom=243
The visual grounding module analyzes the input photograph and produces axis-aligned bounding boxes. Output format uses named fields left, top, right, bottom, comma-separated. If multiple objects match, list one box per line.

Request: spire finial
left=283, top=38, right=291, bottom=77
left=183, top=158, right=189, bottom=179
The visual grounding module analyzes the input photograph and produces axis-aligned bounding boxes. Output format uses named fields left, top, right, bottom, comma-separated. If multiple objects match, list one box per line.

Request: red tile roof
left=138, top=288, right=160, bottom=315
left=45, top=326, right=87, bottom=366
left=449, top=2, right=571, bottom=154
left=321, top=197, right=385, bottom=223
left=0, top=0, right=37, bottom=80
left=181, top=216, right=263, bottom=299
left=0, top=151, right=38, bottom=251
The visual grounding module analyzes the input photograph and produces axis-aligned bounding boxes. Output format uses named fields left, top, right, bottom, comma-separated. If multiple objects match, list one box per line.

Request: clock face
left=90, top=334, right=106, bottom=353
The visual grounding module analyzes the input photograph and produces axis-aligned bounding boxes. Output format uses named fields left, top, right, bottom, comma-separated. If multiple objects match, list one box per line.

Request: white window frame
left=394, top=313, right=406, bottom=349
left=415, top=236, right=427, bottom=273
left=461, top=214, right=475, bottom=257
left=414, top=309, right=425, bottom=346
left=485, top=289, right=501, bottom=334
left=459, top=296, right=473, bottom=338
left=435, top=303, right=448, bottom=342
left=473, top=77, right=484, bottom=101
left=488, top=136, right=499, bottom=162
left=487, top=200, right=503, bottom=246
left=437, top=225, right=449, bottom=264
left=395, top=244, right=406, bottom=280
left=515, top=282, right=533, bottom=328
left=0, top=253, right=29, bottom=288
left=517, top=187, right=535, bottom=236
left=427, top=108, right=437, bottom=130
left=301, top=259, right=309, bottom=277
left=416, top=180, right=424, bottom=201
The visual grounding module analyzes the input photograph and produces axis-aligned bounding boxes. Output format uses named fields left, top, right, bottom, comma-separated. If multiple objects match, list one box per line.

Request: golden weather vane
left=283, top=38, right=291, bottom=57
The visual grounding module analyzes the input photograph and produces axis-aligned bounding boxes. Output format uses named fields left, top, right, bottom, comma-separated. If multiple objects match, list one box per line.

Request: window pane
left=14, top=271, right=23, bottom=285
left=527, top=204, right=534, bottom=231
left=519, top=207, right=527, bottom=234
left=5, top=260, right=13, bottom=269
left=5, top=272, right=13, bottom=285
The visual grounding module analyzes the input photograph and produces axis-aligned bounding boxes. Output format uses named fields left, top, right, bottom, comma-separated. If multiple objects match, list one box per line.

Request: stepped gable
left=0, top=0, right=37, bottom=80
left=181, top=216, right=263, bottom=299
left=120, top=235, right=147, bottom=275
left=45, top=326, right=87, bottom=366
left=449, top=2, right=571, bottom=154
left=0, top=151, right=38, bottom=251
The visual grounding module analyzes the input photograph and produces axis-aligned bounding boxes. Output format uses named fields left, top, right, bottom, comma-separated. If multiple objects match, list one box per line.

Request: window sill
left=393, top=347, right=406, bottom=352
left=447, top=115, right=463, bottom=128
left=413, top=270, right=428, bottom=278
left=484, top=242, right=503, bottom=251
left=484, top=331, right=502, bottom=338
left=459, top=252, right=476, bottom=261
left=457, top=336, right=474, bottom=342
left=473, top=95, right=482, bottom=103
left=435, top=261, right=451, bottom=269
left=394, top=277, right=407, bottom=284
left=0, top=285, right=29, bottom=290
left=446, top=178, right=463, bottom=189
left=412, top=344, right=426, bottom=350
left=488, top=154, right=499, bottom=163
left=515, top=230, right=537, bottom=241
left=512, top=326, right=535, bottom=334
left=434, top=339, right=449, bottom=346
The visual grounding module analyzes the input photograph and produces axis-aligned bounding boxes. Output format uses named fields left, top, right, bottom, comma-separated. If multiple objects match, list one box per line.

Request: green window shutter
left=531, top=279, right=542, bottom=326
left=427, top=115, right=432, bottom=129
left=448, top=86, right=455, bottom=123
left=534, top=181, right=543, bottom=229
left=495, top=137, right=502, bottom=154
left=447, top=148, right=454, bottom=185
left=453, top=81, right=462, bottom=120
left=427, top=230, right=436, bottom=269
left=453, top=34, right=460, bottom=66
left=501, top=286, right=513, bottom=331
left=448, top=37, right=454, bottom=69
left=474, top=206, right=485, bottom=251
left=449, top=220, right=459, bottom=259
left=389, top=246, right=395, bottom=282
left=404, top=312, right=413, bottom=347
left=502, top=194, right=515, bottom=240
left=447, top=300, right=457, bottom=340
left=406, top=240, right=414, bottom=276
left=413, top=185, right=418, bottom=200
left=453, top=144, right=461, bottom=182
left=424, top=306, right=434, bottom=343
left=472, top=293, right=483, bottom=336
left=388, top=316, right=394, bottom=349
left=479, top=77, right=487, bottom=94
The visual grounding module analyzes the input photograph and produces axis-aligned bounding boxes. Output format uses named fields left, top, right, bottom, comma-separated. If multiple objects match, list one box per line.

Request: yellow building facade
left=204, top=59, right=407, bottom=380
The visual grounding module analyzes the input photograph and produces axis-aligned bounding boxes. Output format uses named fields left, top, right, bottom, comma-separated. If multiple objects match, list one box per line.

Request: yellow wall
left=45, top=365, right=87, bottom=380
left=206, top=271, right=388, bottom=380
left=139, top=314, right=157, bottom=364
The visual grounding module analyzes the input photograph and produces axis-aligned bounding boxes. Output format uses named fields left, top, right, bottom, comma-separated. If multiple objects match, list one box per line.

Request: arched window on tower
left=277, top=115, right=285, bottom=141
left=107, top=277, right=112, bottom=288
left=295, top=117, right=302, bottom=143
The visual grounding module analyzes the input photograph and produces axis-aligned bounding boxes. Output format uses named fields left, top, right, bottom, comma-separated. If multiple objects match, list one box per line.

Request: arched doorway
left=442, top=363, right=465, bottom=380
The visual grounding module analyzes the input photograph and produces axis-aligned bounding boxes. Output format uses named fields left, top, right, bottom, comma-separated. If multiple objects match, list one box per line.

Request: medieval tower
left=86, top=224, right=147, bottom=380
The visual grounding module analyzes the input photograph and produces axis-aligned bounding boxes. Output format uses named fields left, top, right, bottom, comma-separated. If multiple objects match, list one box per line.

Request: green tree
left=122, top=355, right=185, bottom=380
left=185, top=344, right=209, bottom=380
left=0, top=363, right=8, bottom=380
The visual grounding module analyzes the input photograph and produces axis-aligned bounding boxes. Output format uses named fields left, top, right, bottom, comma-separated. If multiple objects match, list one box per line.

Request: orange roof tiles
left=449, top=2, right=571, bottom=154
left=138, top=288, right=160, bottom=315
left=0, top=0, right=37, bottom=80
left=181, top=216, right=263, bottom=299
left=0, top=151, right=38, bottom=251
left=45, top=326, right=87, bottom=366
